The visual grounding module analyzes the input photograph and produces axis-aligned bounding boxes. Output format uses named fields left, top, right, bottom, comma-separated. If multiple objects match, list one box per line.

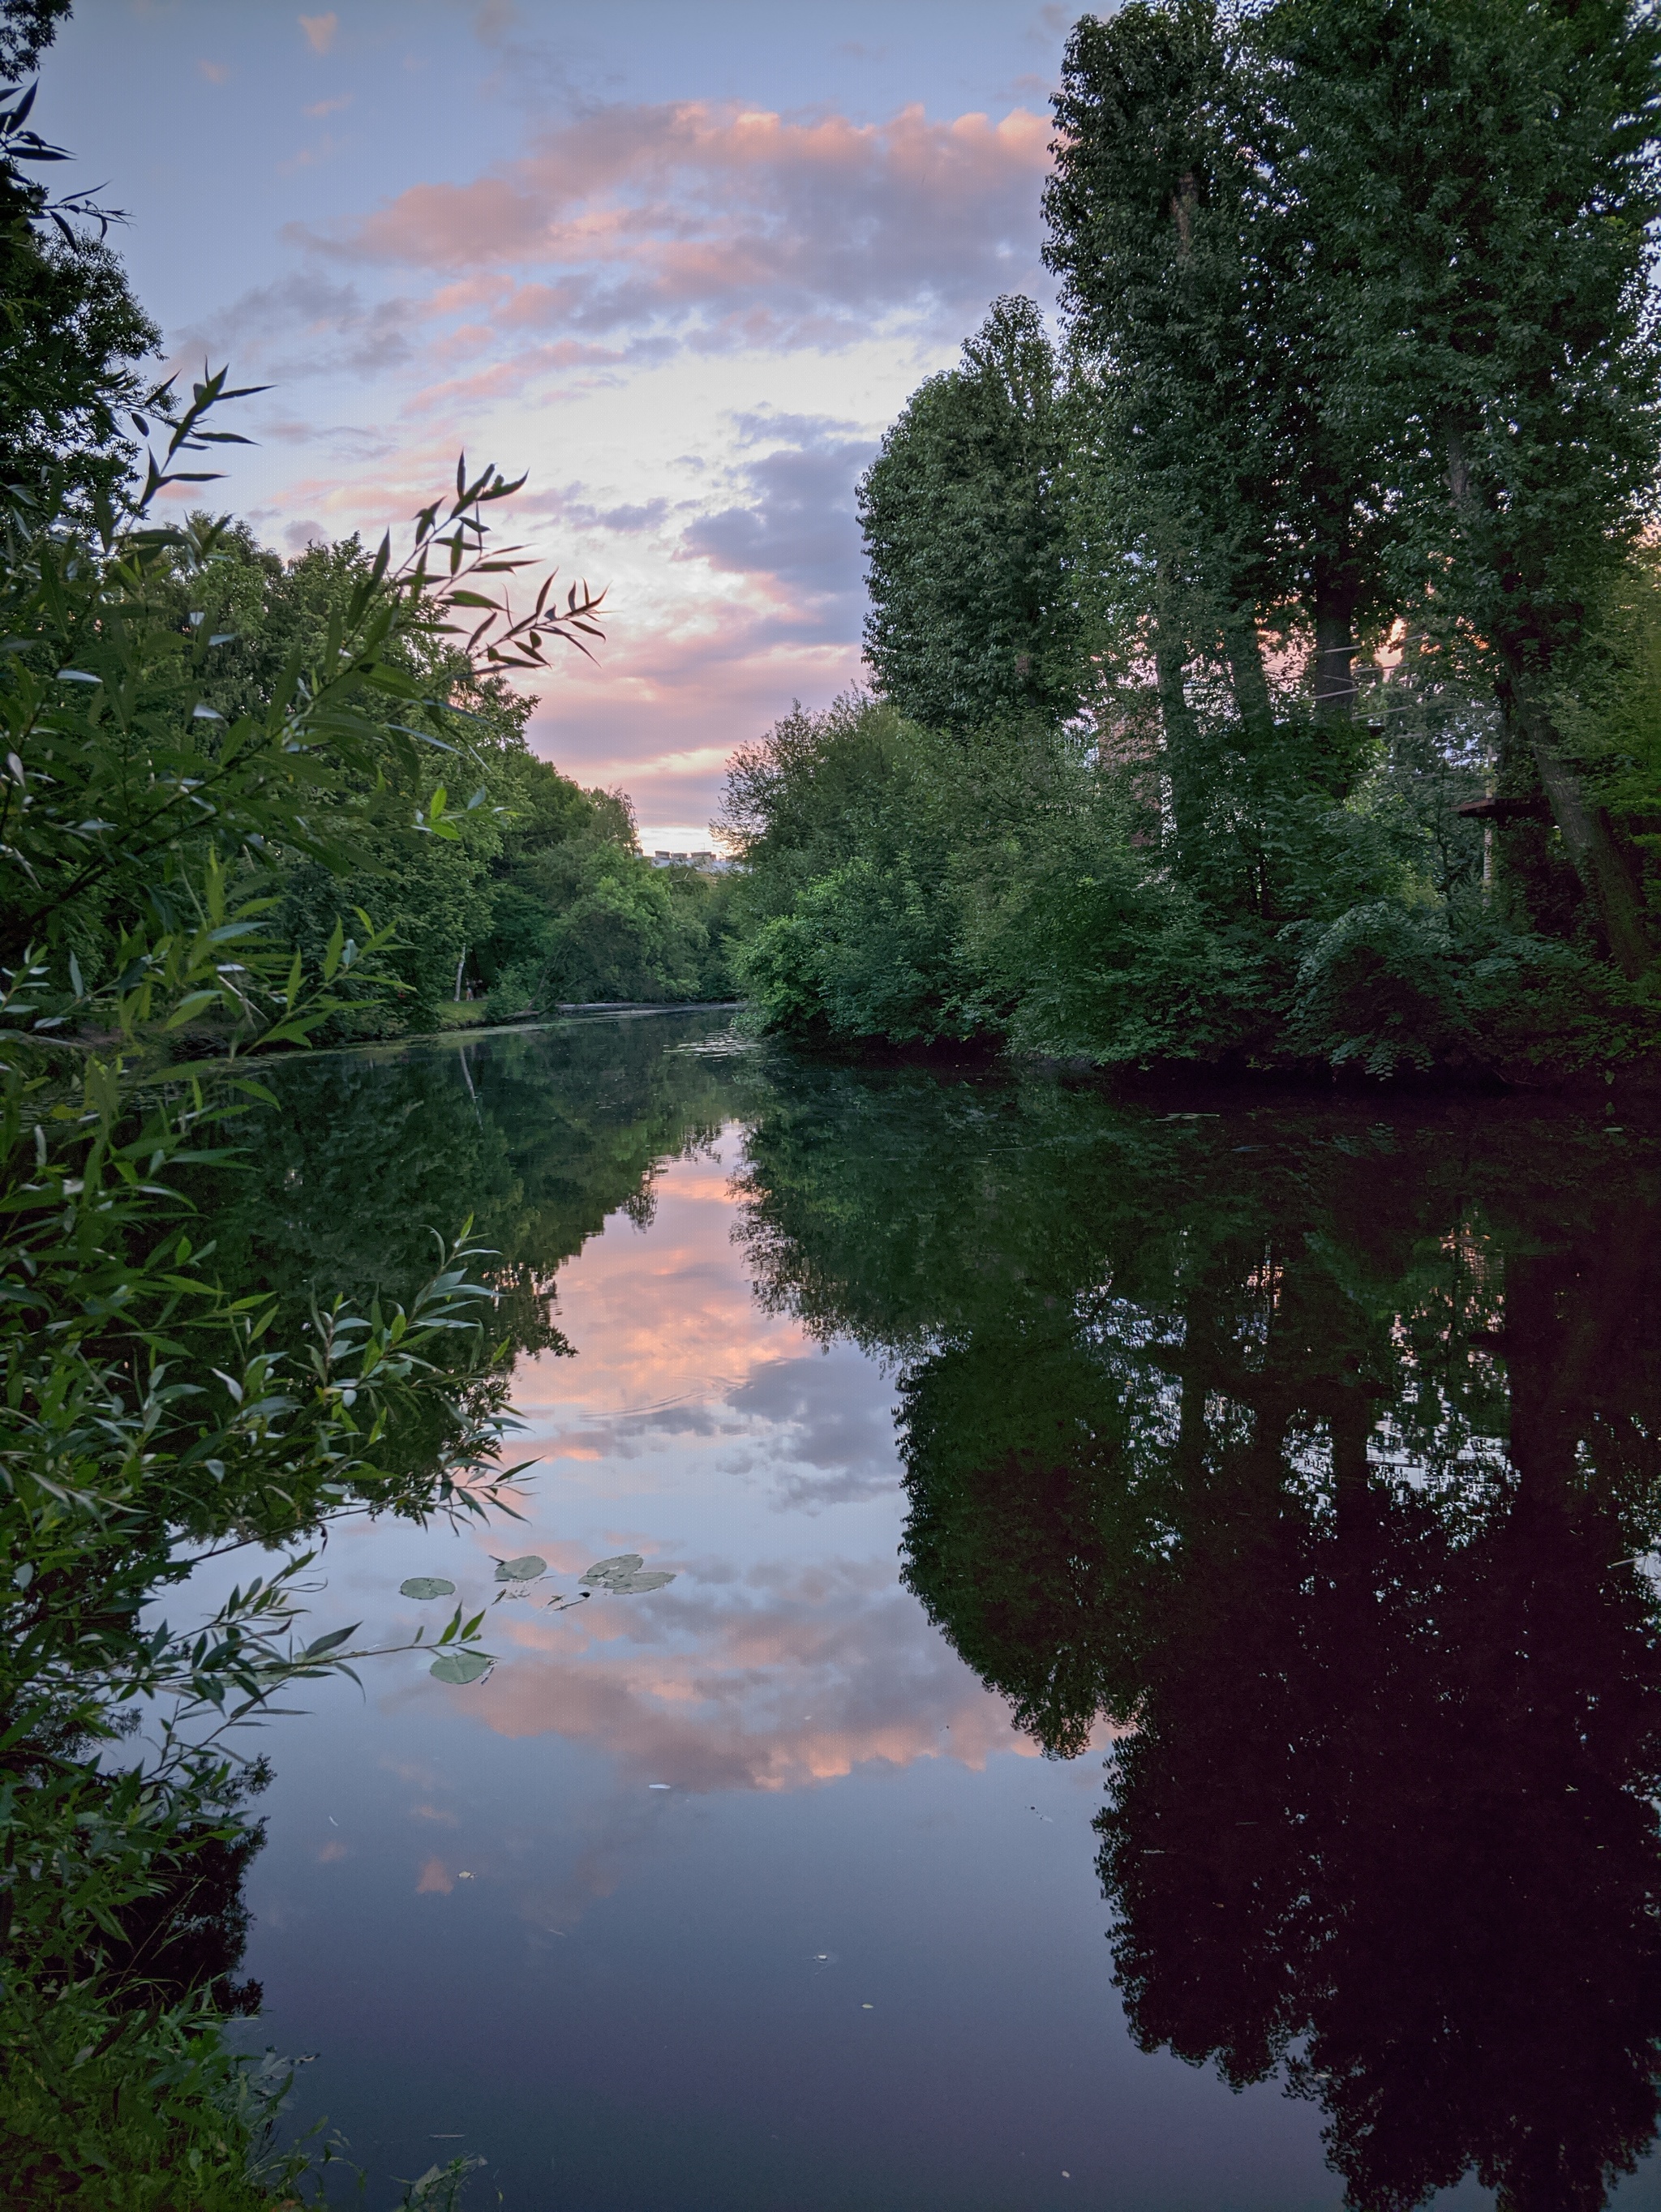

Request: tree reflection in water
left=735, top=1061, right=1661, bottom=2212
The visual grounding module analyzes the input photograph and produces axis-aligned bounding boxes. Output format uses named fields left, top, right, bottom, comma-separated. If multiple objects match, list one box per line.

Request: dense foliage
left=726, top=0, right=1661, bottom=1078
left=0, top=433, right=535, bottom=2202
left=16, top=517, right=735, bottom=1041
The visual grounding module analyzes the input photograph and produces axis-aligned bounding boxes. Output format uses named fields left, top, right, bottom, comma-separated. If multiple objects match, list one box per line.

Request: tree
left=0, top=352, right=614, bottom=2188
left=1046, top=2, right=1276, bottom=749
left=0, top=0, right=70, bottom=79
left=859, top=296, right=1105, bottom=732
left=1045, top=2, right=1400, bottom=815
left=0, top=12, right=165, bottom=507
left=1254, top=0, right=1661, bottom=973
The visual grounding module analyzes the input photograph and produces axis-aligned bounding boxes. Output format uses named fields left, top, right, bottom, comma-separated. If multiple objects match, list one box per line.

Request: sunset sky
left=49, top=2, right=1071, bottom=845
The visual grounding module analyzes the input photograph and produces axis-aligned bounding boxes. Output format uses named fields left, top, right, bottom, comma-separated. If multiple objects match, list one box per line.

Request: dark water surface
left=208, top=1011, right=1661, bottom=2210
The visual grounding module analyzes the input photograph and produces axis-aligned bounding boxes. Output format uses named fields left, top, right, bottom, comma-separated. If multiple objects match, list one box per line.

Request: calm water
left=201, top=1010, right=1661, bottom=2211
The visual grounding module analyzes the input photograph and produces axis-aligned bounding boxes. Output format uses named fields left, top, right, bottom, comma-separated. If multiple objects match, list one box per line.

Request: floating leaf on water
left=430, top=1650, right=491, bottom=1685
left=578, top=1552, right=675, bottom=1595
left=400, top=1577, right=456, bottom=1601
left=492, top=1555, right=546, bottom=1583
left=578, top=1553, right=643, bottom=1588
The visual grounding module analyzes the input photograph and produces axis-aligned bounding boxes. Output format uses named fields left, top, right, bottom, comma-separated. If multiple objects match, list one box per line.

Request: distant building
left=650, top=850, right=732, bottom=874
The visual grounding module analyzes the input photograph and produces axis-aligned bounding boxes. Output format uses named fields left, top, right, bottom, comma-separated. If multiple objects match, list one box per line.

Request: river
left=200, top=1008, right=1661, bottom=2210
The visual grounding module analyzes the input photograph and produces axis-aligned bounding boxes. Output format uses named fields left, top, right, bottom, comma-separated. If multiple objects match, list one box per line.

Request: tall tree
left=1046, top=0, right=1273, bottom=752
left=1255, top=0, right=1661, bottom=974
left=1045, top=2, right=1395, bottom=779
left=858, top=295, right=1099, bottom=732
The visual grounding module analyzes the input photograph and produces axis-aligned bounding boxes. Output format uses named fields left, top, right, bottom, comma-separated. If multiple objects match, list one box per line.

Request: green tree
left=1255, top=0, right=1661, bottom=974
left=858, top=297, right=1105, bottom=732
left=0, top=358, right=607, bottom=2196
left=0, top=8, right=166, bottom=508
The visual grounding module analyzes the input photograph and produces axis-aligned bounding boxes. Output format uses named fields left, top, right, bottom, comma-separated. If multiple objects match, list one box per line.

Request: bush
left=968, top=841, right=1265, bottom=1066
left=737, top=856, right=972, bottom=1044
left=1285, top=902, right=1471, bottom=1077
left=484, top=954, right=546, bottom=1022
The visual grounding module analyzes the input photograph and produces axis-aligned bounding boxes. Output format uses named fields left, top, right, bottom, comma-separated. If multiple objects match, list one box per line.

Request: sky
left=46, top=2, right=1075, bottom=847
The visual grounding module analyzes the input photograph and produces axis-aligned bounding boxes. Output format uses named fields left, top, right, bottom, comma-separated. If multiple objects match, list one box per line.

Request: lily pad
left=581, top=1554, right=675, bottom=1596
left=400, top=1577, right=456, bottom=1601
left=492, top=1554, right=546, bottom=1583
left=579, top=1553, right=643, bottom=1588
left=430, top=1650, right=492, bottom=1685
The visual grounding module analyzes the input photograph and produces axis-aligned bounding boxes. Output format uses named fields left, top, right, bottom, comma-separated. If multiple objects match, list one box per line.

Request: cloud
left=679, top=410, right=875, bottom=608
left=305, top=93, right=353, bottom=118
left=170, top=270, right=417, bottom=384
left=198, top=58, right=230, bottom=84
left=723, top=1347, right=904, bottom=1510
left=286, top=97, right=1053, bottom=352
left=462, top=1558, right=1033, bottom=1797
left=168, top=92, right=1049, bottom=831
left=299, top=11, right=338, bottom=55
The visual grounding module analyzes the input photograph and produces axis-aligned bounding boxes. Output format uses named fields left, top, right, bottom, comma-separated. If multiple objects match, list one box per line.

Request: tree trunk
left=1500, top=663, right=1652, bottom=979
left=1223, top=613, right=1274, bottom=744
left=1310, top=551, right=1358, bottom=727
left=1153, top=577, right=1202, bottom=847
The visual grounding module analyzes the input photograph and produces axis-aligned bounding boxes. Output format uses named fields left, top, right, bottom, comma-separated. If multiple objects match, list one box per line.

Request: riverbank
left=431, top=997, right=743, bottom=1034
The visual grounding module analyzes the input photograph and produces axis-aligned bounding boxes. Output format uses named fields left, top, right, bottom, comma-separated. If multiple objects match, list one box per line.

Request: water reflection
left=736, top=1064, right=1661, bottom=2210
left=202, top=1027, right=1661, bottom=2205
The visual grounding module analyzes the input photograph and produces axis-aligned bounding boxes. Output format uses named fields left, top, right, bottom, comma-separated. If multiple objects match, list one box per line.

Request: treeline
left=19, top=521, right=737, bottom=1039
left=722, top=0, right=1661, bottom=1079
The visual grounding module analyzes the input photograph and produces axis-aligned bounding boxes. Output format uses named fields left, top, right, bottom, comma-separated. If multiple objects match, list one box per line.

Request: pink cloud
left=287, top=98, right=1053, bottom=346
left=526, top=615, right=864, bottom=827
left=180, top=96, right=1058, bottom=831
left=398, top=340, right=630, bottom=418
left=300, top=12, right=338, bottom=56
left=465, top=1571, right=1037, bottom=1795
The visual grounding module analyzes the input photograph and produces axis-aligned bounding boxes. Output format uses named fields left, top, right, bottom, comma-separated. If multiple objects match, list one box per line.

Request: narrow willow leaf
left=303, top=1623, right=359, bottom=1657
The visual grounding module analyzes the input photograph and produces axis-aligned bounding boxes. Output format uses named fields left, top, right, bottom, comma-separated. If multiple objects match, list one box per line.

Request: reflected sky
left=230, top=1081, right=1338, bottom=2210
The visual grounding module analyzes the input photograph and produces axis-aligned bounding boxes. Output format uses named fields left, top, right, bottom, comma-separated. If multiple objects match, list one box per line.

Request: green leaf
left=303, top=1623, right=360, bottom=1658
left=430, top=1650, right=491, bottom=1685
left=401, top=1577, right=457, bottom=1600
left=492, top=1554, right=546, bottom=1583
left=579, top=1553, right=643, bottom=1587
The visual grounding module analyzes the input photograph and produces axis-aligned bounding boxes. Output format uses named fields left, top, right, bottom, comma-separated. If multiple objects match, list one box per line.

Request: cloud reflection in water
left=414, top=1134, right=1044, bottom=1820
